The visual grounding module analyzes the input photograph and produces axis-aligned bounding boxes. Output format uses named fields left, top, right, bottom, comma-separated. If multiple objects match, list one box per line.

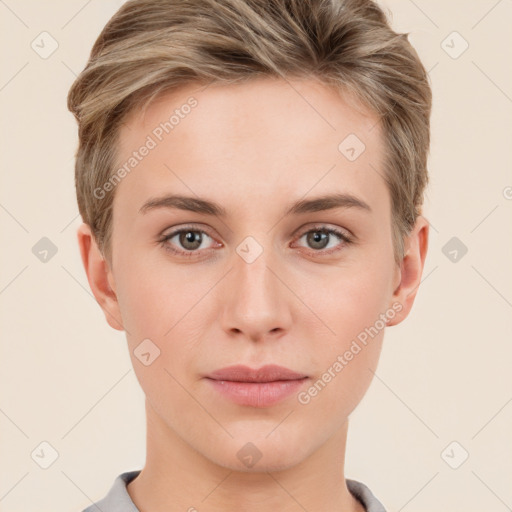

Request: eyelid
left=294, top=223, right=353, bottom=240
left=160, top=223, right=216, bottom=239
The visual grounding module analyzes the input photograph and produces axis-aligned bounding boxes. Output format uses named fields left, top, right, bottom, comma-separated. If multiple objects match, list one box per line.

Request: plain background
left=0, top=0, right=511, bottom=511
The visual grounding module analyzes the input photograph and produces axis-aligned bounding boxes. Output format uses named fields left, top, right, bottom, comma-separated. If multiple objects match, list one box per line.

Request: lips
left=204, top=364, right=309, bottom=407
left=206, top=364, right=308, bottom=383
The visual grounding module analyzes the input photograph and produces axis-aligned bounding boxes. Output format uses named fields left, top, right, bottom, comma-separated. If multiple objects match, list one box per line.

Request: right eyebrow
left=139, top=194, right=227, bottom=217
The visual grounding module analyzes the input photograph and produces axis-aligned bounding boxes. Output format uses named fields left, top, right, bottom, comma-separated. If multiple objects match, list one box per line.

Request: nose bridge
left=220, top=236, right=292, bottom=339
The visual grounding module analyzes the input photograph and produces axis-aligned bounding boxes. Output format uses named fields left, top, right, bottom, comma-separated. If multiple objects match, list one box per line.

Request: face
left=82, top=77, right=426, bottom=472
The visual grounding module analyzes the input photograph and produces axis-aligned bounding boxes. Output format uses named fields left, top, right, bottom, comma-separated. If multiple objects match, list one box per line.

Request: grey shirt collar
left=82, top=470, right=387, bottom=512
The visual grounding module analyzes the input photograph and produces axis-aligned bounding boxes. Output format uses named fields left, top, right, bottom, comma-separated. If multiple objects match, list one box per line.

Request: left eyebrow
left=138, top=192, right=372, bottom=217
left=285, top=192, right=372, bottom=216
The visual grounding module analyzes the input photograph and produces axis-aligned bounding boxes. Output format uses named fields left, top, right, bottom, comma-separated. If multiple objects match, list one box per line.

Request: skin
left=77, top=77, right=428, bottom=512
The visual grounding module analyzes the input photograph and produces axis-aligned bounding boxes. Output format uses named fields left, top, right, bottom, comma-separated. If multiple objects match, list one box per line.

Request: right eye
left=159, top=225, right=221, bottom=257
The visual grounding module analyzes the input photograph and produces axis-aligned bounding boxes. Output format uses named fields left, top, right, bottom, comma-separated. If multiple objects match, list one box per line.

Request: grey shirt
left=82, top=470, right=387, bottom=511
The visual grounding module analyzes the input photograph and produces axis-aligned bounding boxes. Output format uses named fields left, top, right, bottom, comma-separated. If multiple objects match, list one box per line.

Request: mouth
left=204, top=364, right=309, bottom=407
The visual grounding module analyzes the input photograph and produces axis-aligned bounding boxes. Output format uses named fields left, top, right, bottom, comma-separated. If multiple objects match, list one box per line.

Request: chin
left=204, top=434, right=311, bottom=473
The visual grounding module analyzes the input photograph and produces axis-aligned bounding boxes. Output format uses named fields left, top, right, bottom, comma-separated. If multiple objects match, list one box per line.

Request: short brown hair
left=67, top=0, right=432, bottom=266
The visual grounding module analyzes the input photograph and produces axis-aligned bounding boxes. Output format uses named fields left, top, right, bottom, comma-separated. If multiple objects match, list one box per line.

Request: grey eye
left=305, top=231, right=330, bottom=250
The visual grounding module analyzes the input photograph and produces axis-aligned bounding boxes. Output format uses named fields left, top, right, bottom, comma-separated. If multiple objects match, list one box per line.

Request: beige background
left=1, top=0, right=511, bottom=511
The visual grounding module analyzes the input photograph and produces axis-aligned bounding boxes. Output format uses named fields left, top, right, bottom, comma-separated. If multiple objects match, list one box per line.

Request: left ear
left=387, top=215, right=429, bottom=326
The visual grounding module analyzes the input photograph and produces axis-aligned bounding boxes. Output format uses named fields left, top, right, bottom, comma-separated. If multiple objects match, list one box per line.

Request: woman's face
left=101, top=77, right=410, bottom=471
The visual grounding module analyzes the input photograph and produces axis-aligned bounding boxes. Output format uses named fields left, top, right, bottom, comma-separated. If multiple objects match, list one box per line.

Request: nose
left=218, top=242, right=293, bottom=342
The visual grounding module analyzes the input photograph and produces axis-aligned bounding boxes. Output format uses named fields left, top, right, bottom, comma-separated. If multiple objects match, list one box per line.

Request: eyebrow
left=139, top=192, right=372, bottom=217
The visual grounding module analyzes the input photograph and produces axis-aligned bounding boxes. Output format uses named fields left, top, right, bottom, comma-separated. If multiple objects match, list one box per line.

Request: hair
left=67, top=0, right=432, bottom=267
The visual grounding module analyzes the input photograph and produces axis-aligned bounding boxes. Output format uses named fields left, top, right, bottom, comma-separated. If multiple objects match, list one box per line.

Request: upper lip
left=206, top=364, right=308, bottom=383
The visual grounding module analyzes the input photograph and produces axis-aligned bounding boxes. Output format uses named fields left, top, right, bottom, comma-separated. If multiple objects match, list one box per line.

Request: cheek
left=301, top=270, right=389, bottom=416
left=113, top=248, right=179, bottom=330
left=303, top=256, right=392, bottom=391
left=115, top=261, right=202, bottom=405
left=312, top=260, right=392, bottom=336
left=115, top=273, right=168, bottom=338
left=114, top=253, right=221, bottom=364
left=306, top=334, right=383, bottom=422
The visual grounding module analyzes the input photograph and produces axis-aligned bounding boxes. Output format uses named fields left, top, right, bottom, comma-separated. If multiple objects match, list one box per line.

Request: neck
left=127, top=400, right=365, bottom=512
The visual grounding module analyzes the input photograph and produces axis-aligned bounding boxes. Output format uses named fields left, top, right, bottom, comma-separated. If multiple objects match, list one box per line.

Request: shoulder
left=346, top=478, right=387, bottom=512
left=80, top=470, right=141, bottom=512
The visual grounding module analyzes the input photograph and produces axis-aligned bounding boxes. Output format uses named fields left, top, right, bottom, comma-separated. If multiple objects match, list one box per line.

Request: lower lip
left=206, top=378, right=308, bottom=407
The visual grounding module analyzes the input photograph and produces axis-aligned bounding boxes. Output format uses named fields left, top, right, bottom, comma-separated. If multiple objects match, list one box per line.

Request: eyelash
left=158, top=224, right=353, bottom=258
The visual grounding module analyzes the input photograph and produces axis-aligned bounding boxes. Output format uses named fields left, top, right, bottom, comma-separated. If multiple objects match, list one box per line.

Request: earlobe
left=387, top=216, right=429, bottom=327
left=76, top=223, right=125, bottom=331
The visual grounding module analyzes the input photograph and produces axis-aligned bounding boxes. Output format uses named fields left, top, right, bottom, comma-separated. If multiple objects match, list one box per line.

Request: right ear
left=76, top=223, right=125, bottom=331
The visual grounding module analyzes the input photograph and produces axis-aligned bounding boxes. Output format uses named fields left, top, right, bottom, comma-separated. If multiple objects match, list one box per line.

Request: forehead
left=113, top=77, right=387, bottom=214
left=120, top=76, right=380, bottom=150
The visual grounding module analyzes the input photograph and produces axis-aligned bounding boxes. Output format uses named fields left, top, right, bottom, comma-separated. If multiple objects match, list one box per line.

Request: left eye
left=296, top=227, right=351, bottom=252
